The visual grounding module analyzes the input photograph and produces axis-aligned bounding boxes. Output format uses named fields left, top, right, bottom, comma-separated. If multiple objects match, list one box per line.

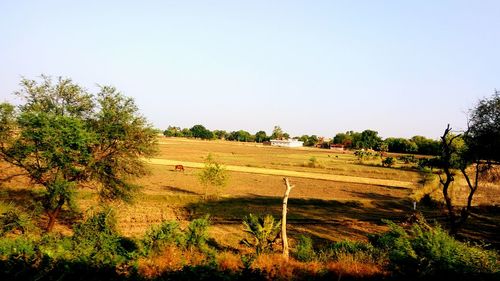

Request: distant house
left=270, top=139, right=304, bottom=148
left=330, top=144, right=345, bottom=151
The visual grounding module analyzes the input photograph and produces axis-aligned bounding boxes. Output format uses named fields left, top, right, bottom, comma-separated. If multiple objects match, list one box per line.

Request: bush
left=295, top=235, right=315, bottom=262
left=142, top=220, right=185, bottom=255
left=186, top=215, right=211, bottom=249
left=242, top=214, right=281, bottom=255
left=0, top=235, right=37, bottom=259
left=0, top=208, right=35, bottom=236
left=371, top=219, right=500, bottom=278
left=71, top=208, right=131, bottom=265
left=381, top=157, right=395, bottom=167
left=318, top=240, right=378, bottom=263
left=38, top=233, right=73, bottom=260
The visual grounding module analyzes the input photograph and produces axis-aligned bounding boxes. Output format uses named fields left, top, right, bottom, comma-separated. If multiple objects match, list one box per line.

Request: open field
left=1, top=137, right=499, bottom=249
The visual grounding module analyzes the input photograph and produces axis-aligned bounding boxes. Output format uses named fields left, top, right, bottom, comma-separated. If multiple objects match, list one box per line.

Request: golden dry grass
left=1, top=137, right=499, bottom=247
left=145, top=158, right=414, bottom=188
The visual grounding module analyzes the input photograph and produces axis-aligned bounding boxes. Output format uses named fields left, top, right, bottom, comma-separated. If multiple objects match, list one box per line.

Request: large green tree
left=190, top=124, right=214, bottom=140
left=0, top=76, right=157, bottom=231
left=254, top=131, right=269, bottom=143
left=228, top=130, right=254, bottom=142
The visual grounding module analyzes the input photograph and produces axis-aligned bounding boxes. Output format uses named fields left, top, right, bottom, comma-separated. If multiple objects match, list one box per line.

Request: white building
left=270, top=139, right=304, bottom=148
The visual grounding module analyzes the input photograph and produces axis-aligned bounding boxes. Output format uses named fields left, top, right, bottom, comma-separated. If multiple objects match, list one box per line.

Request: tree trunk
left=441, top=176, right=457, bottom=233
left=282, top=177, right=293, bottom=259
left=459, top=163, right=480, bottom=228
left=46, top=206, right=62, bottom=232
left=439, top=124, right=461, bottom=234
left=46, top=199, right=65, bottom=232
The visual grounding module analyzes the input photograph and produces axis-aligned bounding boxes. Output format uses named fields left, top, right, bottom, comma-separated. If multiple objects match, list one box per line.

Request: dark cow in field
left=174, top=165, right=185, bottom=172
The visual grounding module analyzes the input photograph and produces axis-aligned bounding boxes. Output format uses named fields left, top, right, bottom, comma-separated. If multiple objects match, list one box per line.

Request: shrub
left=186, top=215, right=210, bottom=249
left=306, top=156, right=324, bottom=168
left=242, top=214, right=281, bottom=255
left=71, top=208, right=130, bottom=265
left=38, top=233, right=73, bottom=261
left=0, top=235, right=37, bottom=259
left=0, top=208, right=35, bottom=236
left=318, top=240, right=378, bottom=264
left=371, top=219, right=500, bottom=278
left=381, top=157, right=395, bottom=167
left=142, top=220, right=185, bottom=255
left=295, top=235, right=315, bottom=262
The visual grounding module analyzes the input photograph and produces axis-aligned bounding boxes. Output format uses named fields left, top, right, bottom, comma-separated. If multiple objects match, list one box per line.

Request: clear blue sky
left=1, top=1, right=498, bottom=139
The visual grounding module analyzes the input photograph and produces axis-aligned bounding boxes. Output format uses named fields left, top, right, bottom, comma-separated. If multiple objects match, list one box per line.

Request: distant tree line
left=332, top=130, right=440, bottom=155
left=164, top=125, right=440, bottom=155
left=163, top=125, right=289, bottom=143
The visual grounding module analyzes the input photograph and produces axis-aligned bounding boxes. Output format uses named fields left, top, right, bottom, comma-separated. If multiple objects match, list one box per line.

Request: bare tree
left=437, top=125, right=462, bottom=234
left=282, top=177, right=293, bottom=259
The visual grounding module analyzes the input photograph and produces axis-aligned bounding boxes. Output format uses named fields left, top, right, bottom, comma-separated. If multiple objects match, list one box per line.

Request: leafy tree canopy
left=0, top=76, right=157, bottom=231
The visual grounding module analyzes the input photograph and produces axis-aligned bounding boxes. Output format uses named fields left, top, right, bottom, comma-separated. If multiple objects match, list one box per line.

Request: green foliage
left=142, top=220, right=185, bottom=255
left=186, top=215, right=211, bottom=249
left=72, top=208, right=131, bottom=265
left=0, top=76, right=157, bottom=231
left=385, top=137, right=418, bottom=154
left=358, top=130, right=382, bottom=150
left=466, top=92, right=500, bottom=163
left=333, top=131, right=355, bottom=148
left=306, top=156, right=323, bottom=168
left=317, top=240, right=377, bottom=262
left=295, top=235, right=315, bottom=262
left=354, top=150, right=379, bottom=162
left=0, top=103, right=16, bottom=143
left=371, top=219, right=500, bottom=277
left=299, top=135, right=319, bottom=147
left=140, top=216, right=211, bottom=255
left=0, top=235, right=37, bottom=259
left=163, top=125, right=183, bottom=137
left=213, top=129, right=229, bottom=140
left=411, top=135, right=440, bottom=155
left=227, top=130, right=254, bottom=142
left=91, top=86, right=158, bottom=202
left=271, top=125, right=288, bottom=140
left=242, top=214, right=281, bottom=255
left=0, top=207, right=35, bottom=236
left=254, top=130, right=269, bottom=143
left=381, top=157, right=395, bottom=167
left=198, top=154, right=229, bottom=199
left=190, top=124, right=214, bottom=139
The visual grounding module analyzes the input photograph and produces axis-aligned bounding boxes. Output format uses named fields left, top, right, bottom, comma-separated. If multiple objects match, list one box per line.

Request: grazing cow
left=174, top=165, right=185, bottom=172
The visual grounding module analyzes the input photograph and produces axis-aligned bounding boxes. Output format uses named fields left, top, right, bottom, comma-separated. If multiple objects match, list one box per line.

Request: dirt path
left=144, top=158, right=414, bottom=189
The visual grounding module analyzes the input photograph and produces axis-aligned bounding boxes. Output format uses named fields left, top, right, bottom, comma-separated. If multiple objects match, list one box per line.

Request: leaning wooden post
left=282, top=177, right=293, bottom=259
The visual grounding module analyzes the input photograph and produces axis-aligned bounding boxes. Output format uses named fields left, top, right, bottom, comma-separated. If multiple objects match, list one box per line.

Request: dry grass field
left=1, top=137, right=499, bottom=249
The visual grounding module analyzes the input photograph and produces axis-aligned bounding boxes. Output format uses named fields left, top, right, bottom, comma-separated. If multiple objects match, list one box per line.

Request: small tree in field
left=198, top=153, right=228, bottom=199
left=0, top=76, right=157, bottom=232
left=242, top=213, right=281, bottom=255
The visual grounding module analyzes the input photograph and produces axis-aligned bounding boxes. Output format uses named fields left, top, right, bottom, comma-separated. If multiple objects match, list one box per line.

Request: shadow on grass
left=185, top=194, right=415, bottom=243
left=0, top=187, right=81, bottom=230
left=161, top=185, right=199, bottom=195
left=187, top=195, right=413, bottom=222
